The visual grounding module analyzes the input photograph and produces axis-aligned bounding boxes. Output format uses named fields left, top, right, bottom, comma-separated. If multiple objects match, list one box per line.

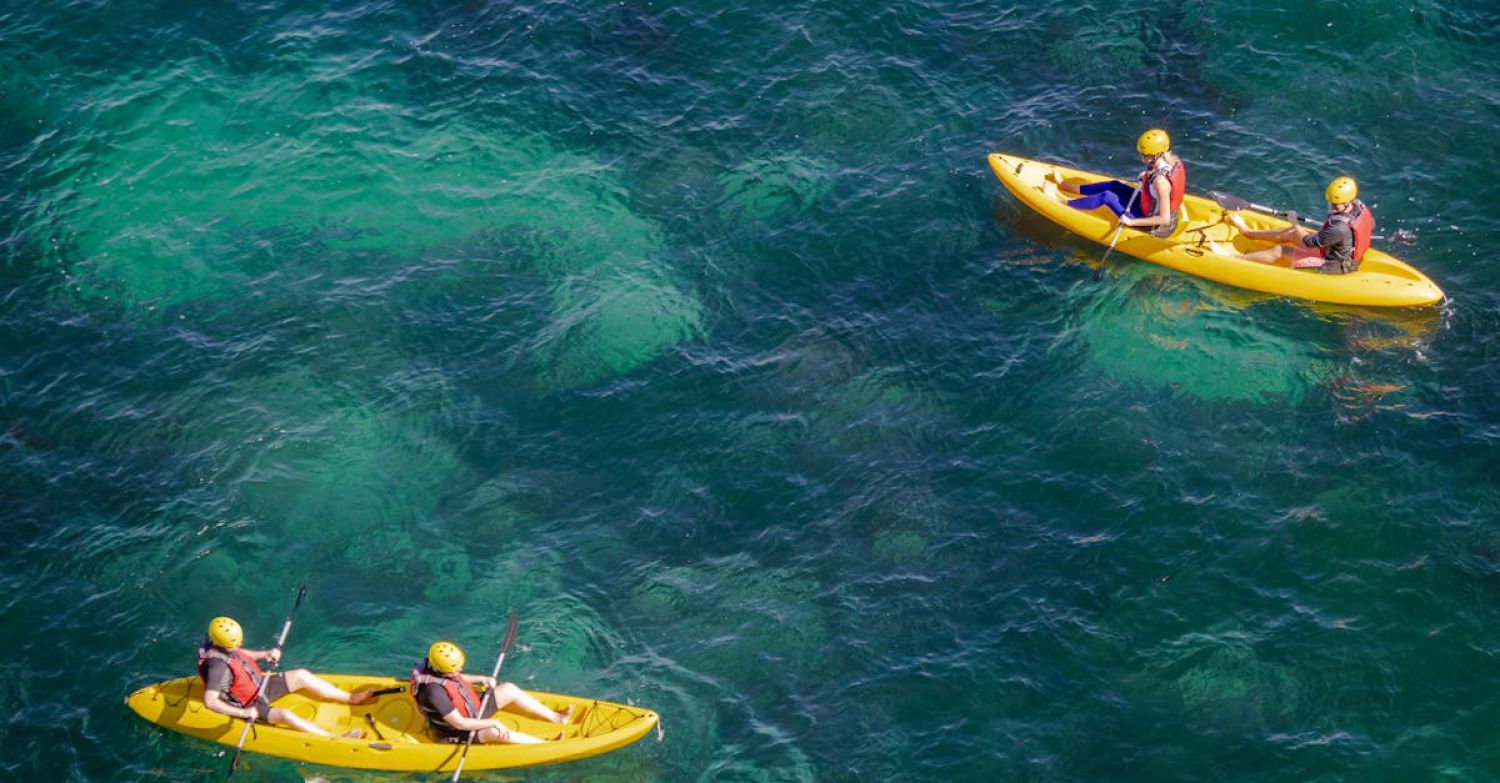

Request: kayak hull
left=987, top=153, right=1444, bottom=308
left=125, top=675, right=657, bottom=773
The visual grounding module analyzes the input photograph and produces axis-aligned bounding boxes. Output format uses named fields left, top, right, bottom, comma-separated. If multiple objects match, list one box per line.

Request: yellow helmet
left=208, top=616, right=243, bottom=649
left=428, top=641, right=466, bottom=674
left=1325, top=176, right=1358, bottom=205
left=1136, top=128, right=1171, bottom=156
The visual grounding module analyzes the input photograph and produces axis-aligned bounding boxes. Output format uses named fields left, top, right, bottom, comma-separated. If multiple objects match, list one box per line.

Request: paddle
left=450, top=610, right=519, bottom=782
left=1093, top=186, right=1141, bottom=282
left=1210, top=190, right=1418, bottom=245
left=226, top=584, right=308, bottom=781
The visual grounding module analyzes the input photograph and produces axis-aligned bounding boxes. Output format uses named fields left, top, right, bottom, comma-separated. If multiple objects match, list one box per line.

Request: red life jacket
left=1138, top=159, right=1186, bottom=218
left=196, top=641, right=266, bottom=707
left=409, top=660, right=483, bottom=722
left=1320, top=200, right=1373, bottom=267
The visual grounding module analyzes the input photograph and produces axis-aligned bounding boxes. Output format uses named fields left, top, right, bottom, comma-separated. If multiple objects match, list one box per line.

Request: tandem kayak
left=987, top=153, right=1444, bottom=308
left=126, top=675, right=657, bottom=773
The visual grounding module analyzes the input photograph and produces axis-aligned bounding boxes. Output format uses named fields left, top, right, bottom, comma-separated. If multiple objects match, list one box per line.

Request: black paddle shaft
left=450, top=610, right=520, bottom=782
left=1210, top=190, right=1416, bottom=244
left=1094, top=187, right=1142, bottom=282
left=226, top=585, right=308, bottom=781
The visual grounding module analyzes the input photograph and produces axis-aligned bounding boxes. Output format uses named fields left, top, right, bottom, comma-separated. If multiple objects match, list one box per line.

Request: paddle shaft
left=1093, top=186, right=1141, bottom=281
left=1250, top=204, right=1409, bottom=242
left=450, top=611, right=519, bottom=782
left=1210, top=190, right=1414, bottom=244
left=226, top=585, right=308, bottom=781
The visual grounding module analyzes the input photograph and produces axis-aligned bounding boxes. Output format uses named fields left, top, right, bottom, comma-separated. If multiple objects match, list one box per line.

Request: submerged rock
left=719, top=155, right=834, bottom=224
left=33, top=61, right=703, bottom=389
left=1079, top=270, right=1326, bottom=403
left=533, top=258, right=702, bottom=391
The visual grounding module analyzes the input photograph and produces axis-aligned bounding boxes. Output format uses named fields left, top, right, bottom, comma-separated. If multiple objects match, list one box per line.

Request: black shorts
left=246, top=674, right=290, bottom=721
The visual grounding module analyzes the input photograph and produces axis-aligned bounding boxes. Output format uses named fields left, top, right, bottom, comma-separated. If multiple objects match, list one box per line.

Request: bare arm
left=1123, top=175, right=1175, bottom=228
left=442, top=708, right=508, bottom=737
left=460, top=674, right=497, bottom=689
left=203, top=689, right=258, bottom=721
left=239, top=647, right=282, bottom=666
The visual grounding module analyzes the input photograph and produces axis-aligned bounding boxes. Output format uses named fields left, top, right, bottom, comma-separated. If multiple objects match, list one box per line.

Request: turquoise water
left=3, top=1, right=1499, bottom=780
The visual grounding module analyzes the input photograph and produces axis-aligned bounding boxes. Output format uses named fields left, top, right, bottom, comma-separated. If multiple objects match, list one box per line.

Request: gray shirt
left=1300, top=215, right=1356, bottom=272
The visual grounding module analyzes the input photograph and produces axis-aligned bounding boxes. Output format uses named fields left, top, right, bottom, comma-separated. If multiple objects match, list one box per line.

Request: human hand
left=1284, top=210, right=1299, bottom=226
left=265, top=647, right=282, bottom=667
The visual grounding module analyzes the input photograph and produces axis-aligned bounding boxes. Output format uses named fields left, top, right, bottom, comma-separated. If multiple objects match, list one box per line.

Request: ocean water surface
left=3, top=1, right=1500, bottom=780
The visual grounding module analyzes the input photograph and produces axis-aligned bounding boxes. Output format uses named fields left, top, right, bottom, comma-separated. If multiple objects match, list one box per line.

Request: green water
left=2, top=1, right=1499, bottom=780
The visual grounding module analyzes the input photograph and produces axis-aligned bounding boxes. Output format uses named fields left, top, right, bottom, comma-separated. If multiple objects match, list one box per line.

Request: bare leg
left=477, top=724, right=552, bottom=745
left=265, top=706, right=361, bottom=738
left=489, top=682, right=573, bottom=724
left=282, top=668, right=372, bottom=704
left=1241, top=247, right=1286, bottom=264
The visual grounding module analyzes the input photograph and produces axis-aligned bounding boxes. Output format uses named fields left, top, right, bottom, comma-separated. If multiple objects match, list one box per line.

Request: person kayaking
left=197, top=616, right=372, bottom=738
left=410, top=640, right=574, bottom=744
left=1225, top=176, right=1373, bottom=274
left=1053, top=128, right=1187, bottom=238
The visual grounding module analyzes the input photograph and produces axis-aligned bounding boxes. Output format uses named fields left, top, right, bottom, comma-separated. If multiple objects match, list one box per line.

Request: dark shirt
left=201, top=654, right=278, bottom=707
left=416, top=681, right=459, bottom=720
left=416, top=679, right=492, bottom=732
left=1300, top=217, right=1355, bottom=271
left=202, top=658, right=235, bottom=697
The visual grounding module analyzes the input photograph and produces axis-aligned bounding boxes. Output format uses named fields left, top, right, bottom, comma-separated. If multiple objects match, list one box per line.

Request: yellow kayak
left=987, top=153, right=1444, bottom=308
left=125, top=675, right=657, bottom=773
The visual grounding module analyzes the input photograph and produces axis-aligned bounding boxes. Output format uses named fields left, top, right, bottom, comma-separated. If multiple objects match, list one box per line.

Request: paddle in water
left=1209, top=190, right=1417, bottom=245
left=225, top=584, right=308, bottom=781
left=450, top=610, right=520, bottom=782
left=1093, top=186, right=1141, bottom=282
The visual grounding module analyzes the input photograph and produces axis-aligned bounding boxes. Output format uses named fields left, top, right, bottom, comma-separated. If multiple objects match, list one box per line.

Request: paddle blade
left=501, top=610, right=519, bottom=655
left=1092, top=264, right=1104, bottom=282
left=1209, top=190, right=1251, bottom=212
left=1386, top=229, right=1418, bottom=246
left=293, top=585, right=308, bottom=610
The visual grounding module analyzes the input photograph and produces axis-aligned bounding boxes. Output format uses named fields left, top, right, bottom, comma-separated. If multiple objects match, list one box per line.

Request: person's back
left=1058, top=129, right=1187, bottom=238
left=409, top=652, right=484, bottom=739
left=197, top=634, right=269, bottom=711
left=409, top=640, right=573, bottom=744
left=1313, top=195, right=1373, bottom=274
left=195, top=615, right=369, bottom=738
left=1137, top=148, right=1186, bottom=238
left=1227, top=176, right=1373, bottom=273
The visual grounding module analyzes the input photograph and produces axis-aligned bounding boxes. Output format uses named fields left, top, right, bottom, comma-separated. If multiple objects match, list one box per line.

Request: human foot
left=347, top=688, right=377, bottom=706
left=553, top=705, right=575, bottom=724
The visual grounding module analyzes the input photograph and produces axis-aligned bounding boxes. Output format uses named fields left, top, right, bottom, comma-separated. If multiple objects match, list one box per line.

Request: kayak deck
left=987, top=152, right=1444, bottom=308
left=126, top=675, right=657, bottom=773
